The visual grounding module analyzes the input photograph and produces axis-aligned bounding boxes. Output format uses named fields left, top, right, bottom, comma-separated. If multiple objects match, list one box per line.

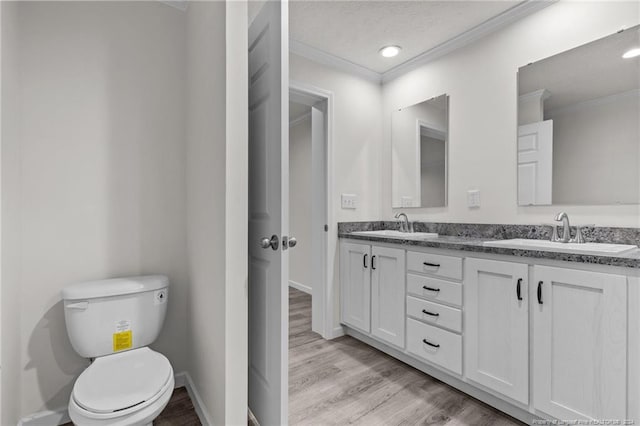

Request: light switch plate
left=341, top=193, right=358, bottom=209
left=467, top=189, right=480, bottom=208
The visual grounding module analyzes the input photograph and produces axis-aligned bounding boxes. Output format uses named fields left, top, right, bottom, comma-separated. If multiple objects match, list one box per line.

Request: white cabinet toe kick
left=340, top=238, right=640, bottom=425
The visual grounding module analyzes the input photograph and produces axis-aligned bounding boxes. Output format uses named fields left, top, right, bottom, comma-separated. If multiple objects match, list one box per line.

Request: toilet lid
left=73, top=347, right=172, bottom=413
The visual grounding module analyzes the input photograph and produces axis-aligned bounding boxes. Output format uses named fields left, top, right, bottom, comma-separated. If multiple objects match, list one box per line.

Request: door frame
left=289, top=80, right=337, bottom=339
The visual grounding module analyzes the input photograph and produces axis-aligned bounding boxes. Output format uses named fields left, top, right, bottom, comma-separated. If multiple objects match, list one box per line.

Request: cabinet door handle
left=516, top=278, right=523, bottom=301
left=422, top=309, right=439, bottom=317
left=422, top=339, right=440, bottom=348
left=363, top=253, right=368, bottom=268
left=537, top=281, right=543, bottom=304
left=422, top=285, right=440, bottom=292
left=371, top=255, right=376, bottom=270
left=423, top=262, right=440, bottom=268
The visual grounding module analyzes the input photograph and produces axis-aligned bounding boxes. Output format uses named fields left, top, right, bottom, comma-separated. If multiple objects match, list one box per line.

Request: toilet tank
left=61, top=275, right=169, bottom=358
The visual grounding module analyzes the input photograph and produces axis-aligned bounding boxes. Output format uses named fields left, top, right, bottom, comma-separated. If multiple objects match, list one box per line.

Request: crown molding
left=290, top=39, right=383, bottom=84
left=290, top=0, right=556, bottom=85
left=382, top=0, right=558, bottom=83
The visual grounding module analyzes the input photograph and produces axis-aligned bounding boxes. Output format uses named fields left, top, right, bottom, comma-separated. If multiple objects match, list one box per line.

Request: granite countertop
left=338, top=222, right=640, bottom=269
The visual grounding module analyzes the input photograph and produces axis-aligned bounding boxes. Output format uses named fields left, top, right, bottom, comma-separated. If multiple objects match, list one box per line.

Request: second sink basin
left=350, top=230, right=439, bottom=239
left=483, top=239, right=638, bottom=255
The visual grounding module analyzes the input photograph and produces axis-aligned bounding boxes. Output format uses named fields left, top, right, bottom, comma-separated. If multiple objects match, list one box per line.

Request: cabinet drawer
left=406, top=296, right=462, bottom=333
left=407, top=274, right=462, bottom=307
left=407, top=251, right=462, bottom=281
left=407, top=318, right=462, bottom=375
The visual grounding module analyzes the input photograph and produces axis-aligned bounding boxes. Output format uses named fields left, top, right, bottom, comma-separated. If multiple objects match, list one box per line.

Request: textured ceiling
left=519, top=26, right=640, bottom=111
left=289, top=1, right=521, bottom=73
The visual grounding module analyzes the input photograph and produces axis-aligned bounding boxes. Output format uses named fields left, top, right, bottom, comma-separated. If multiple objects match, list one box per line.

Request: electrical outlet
left=467, top=189, right=480, bottom=208
left=341, top=193, right=358, bottom=209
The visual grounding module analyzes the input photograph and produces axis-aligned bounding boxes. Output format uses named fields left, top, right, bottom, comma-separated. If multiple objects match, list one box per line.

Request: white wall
left=1, top=2, right=189, bottom=422
left=187, top=1, right=248, bottom=424
left=290, top=53, right=383, bottom=330
left=382, top=1, right=640, bottom=227
left=289, top=117, right=312, bottom=291
left=550, top=94, right=639, bottom=205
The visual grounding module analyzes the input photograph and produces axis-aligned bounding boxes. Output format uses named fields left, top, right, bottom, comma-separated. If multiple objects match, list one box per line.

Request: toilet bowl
left=62, top=276, right=174, bottom=426
left=68, top=348, right=174, bottom=426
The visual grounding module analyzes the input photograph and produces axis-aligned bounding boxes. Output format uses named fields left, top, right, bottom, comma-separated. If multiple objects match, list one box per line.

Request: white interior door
left=518, top=120, right=553, bottom=205
left=248, top=1, right=289, bottom=424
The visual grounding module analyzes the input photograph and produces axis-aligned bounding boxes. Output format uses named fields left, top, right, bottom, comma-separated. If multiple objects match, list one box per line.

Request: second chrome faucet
left=394, top=212, right=413, bottom=233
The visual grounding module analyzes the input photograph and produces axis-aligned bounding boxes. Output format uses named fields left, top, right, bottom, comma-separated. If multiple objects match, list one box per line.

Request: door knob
left=288, top=237, right=297, bottom=248
left=260, top=235, right=279, bottom=250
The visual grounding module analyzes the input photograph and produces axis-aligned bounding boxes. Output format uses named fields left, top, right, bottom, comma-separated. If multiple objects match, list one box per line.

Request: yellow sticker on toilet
left=113, top=330, right=132, bottom=352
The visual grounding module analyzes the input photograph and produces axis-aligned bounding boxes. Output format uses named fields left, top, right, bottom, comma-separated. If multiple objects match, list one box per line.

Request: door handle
left=363, top=253, right=368, bottom=268
left=371, top=255, right=377, bottom=270
left=288, top=237, right=297, bottom=248
left=516, top=278, right=523, bottom=301
left=422, top=309, right=439, bottom=317
left=537, top=281, right=543, bottom=304
left=260, top=235, right=279, bottom=250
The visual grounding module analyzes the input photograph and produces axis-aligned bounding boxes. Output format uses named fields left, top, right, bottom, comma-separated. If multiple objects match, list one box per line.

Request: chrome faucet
left=394, top=212, right=413, bottom=233
left=554, top=212, right=571, bottom=243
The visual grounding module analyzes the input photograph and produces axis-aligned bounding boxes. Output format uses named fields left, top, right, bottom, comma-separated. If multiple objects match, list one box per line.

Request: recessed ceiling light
left=379, top=45, right=402, bottom=58
left=622, top=48, right=640, bottom=59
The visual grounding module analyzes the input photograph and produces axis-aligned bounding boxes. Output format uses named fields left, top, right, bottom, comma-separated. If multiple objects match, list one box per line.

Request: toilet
left=62, top=275, right=174, bottom=426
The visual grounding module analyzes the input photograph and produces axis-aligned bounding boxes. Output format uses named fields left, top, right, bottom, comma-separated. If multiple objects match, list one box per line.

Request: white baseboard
left=17, top=408, right=70, bottom=426
left=18, top=371, right=211, bottom=426
left=289, top=280, right=312, bottom=294
left=174, top=371, right=213, bottom=426
left=329, top=325, right=345, bottom=339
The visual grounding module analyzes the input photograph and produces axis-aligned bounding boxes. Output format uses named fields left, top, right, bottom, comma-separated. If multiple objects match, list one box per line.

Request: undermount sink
left=350, top=230, right=438, bottom=239
left=483, top=239, right=638, bottom=255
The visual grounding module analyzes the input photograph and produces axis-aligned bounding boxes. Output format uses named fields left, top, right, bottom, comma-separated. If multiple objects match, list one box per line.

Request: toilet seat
left=69, top=347, right=174, bottom=426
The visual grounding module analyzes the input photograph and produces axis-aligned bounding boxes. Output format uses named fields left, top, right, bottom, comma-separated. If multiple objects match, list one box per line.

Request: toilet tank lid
left=61, top=275, right=169, bottom=300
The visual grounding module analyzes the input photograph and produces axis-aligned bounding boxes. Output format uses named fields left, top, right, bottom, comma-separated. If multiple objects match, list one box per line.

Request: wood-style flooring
left=288, top=287, right=524, bottom=426
left=62, top=387, right=201, bottom=426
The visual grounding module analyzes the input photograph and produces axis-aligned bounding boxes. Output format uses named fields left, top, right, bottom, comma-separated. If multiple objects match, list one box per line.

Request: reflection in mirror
left=517, top=25, right=639, bottom=206
left=392, top=95, right=449, bottom=208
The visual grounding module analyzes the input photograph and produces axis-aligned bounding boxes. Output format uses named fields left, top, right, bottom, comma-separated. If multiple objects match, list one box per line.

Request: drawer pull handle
left=422, top=285, right=440, bottom=292
left=371, top=255, right=377, bottom=270
left=537, top=281, right=543, bottom=305
left=363, top=254, right=368, bottom=269
left=516, top=278, right=523, bottom=301
left=422, top=309, right=439, bottom=317
left=423, top=262, right=440, bottom=268
left=422, top=339, right=440, bottom=348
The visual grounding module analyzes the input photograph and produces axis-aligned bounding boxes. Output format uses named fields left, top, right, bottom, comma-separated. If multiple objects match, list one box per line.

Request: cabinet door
left=464, top=258, right=529, bottom=404
left=340, top=241, right=371, bottom=333
left=533, top=266, right=627, bottom=420
left=371, top=245, right=406, bottom=348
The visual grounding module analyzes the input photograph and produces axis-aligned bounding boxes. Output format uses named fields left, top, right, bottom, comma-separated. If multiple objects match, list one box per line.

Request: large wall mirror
left=517, top=25, right=639, bottom=206
left=392, top=94, right=449, bottom=208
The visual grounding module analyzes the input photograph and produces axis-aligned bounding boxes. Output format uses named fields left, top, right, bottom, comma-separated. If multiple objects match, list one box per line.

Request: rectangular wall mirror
left=392, top=94, right=449, bottom=208
left=517, top=25, right=639, bottom=206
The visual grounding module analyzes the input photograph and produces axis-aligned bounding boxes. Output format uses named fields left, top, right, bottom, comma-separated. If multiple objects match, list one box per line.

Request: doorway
left=288, top=83, right=333, bottom=340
